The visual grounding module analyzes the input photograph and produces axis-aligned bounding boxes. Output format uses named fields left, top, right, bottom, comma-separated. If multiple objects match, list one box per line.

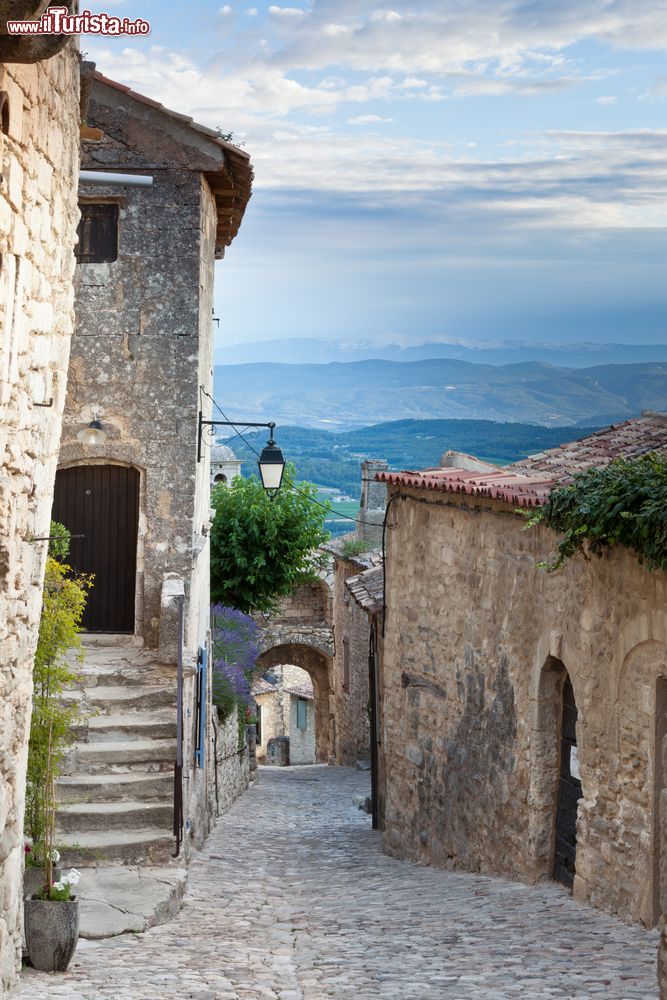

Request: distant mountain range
left=213, top=359, right=667, bottom=431
left=215, top=338, right=667, bottom=368
left=221, top=419, right=602, bottom=498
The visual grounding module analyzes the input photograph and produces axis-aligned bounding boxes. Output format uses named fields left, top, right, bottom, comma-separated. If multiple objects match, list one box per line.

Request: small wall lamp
left=77, top=419, right=107, bottom=446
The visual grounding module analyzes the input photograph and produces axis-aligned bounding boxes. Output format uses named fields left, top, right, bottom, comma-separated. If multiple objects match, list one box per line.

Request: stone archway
left=257, top=642, right=333, bottom=763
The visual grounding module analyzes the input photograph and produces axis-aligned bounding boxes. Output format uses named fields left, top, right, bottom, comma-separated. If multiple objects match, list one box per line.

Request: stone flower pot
left=23, top=867, right=61, bottom=900
left=24, top=896, right=79, bottom=972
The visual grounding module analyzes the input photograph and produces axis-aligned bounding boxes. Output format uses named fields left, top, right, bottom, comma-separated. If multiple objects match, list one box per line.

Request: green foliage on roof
left=524, top=452, right=667, bottom=572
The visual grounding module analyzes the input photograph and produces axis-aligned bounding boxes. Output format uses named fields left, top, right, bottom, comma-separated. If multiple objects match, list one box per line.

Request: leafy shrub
left=26, top=523, right=92, bottom=887
left=524, top=452, right=667, bottom=571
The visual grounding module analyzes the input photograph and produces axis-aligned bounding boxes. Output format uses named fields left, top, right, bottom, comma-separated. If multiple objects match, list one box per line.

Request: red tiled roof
left=377, top=412, right=667, bottom=508
left=377, top=467, right=555, bottom=507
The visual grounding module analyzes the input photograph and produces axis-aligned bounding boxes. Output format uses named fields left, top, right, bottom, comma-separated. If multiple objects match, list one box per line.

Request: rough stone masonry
left=0, top=44, right=81, bottom=995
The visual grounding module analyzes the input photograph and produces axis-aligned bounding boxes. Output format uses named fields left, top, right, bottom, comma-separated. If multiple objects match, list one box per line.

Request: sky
left=84, top=0, right=667, bottom=351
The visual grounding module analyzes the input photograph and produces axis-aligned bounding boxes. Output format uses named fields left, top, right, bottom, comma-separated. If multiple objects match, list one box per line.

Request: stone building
left=258, top=580, right=334, bottom=763
left=253, top=664, right=316, bottom=766
left=375, top=414, right=667, bottom=935
left=0, top=31, right=81, bottom=993
left=210, top=442, right=241, bottom=487
left=52, top=70, right=252, bottom=867
left=327, top=461, right=388, bottom=766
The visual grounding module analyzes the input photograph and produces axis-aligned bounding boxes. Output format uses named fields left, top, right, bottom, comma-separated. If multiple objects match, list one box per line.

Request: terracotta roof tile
left=346, top=566, right=385, bottom=614
left=284, top=684, right=314, bottom=701
left=377, top=413, right=667, bottom=508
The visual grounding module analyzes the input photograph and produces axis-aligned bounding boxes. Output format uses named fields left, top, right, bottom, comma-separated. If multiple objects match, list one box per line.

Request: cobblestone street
left=17, top=767, right=658, bottom=1000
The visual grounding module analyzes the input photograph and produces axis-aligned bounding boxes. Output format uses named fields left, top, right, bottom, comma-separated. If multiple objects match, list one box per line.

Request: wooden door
left=553, top=675, right=582, bottom=887
left=53, top=465, right=139, bottom=633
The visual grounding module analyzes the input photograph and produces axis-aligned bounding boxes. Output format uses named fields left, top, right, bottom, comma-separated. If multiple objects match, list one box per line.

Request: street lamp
left=197, top=413, right=286, bottom=498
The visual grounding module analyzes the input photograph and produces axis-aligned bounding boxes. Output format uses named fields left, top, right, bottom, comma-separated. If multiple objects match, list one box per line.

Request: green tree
left=210, top=465, right=330, bottom=613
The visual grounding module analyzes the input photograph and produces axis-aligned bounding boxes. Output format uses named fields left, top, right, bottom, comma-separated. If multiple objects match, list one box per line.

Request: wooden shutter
left=76, top=203, right=119, bottom=263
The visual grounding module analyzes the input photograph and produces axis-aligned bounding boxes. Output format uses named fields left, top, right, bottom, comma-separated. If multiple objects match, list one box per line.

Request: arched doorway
left=52, top=464, right=140, bottom=633
left=554, top=672, right=582, bottom=887
left=257, top=642, right=333, bottom=762
left=530, top=656, right=582, bottom=887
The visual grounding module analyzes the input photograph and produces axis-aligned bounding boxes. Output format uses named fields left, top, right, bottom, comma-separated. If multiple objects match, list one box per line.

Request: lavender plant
left=211, top=605, right=262, bottom=723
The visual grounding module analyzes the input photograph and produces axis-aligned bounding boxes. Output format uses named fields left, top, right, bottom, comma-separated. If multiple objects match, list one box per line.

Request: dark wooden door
left=53, top=465, right=139, bottom=633
left=553, top=675, right=582, bottom=888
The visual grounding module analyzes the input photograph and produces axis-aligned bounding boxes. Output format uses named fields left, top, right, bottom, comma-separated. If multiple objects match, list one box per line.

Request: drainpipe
left=173, top=593, right=185, bottom=857
left=79, top=171, right=154, bottom=188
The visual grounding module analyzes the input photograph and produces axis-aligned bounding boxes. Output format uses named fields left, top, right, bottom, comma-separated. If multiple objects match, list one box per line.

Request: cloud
left=219, top=4, right=233, bottom=15
left=88, top=42, right=667, bottom=231
left=597, top=94, right=618, bottom=105
left=268, top=5, right=306, bottom=16
left=347, top=114, right=394, bottom=123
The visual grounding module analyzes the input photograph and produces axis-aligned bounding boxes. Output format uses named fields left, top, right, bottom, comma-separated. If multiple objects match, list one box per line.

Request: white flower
left=52, top=880, right=65, bottom=891
left=49, top=849, right=60, bottom=863
left=61, top=868, right=80, bottom=886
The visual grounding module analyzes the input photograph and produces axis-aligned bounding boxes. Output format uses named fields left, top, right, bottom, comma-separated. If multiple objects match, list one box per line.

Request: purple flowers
left=211, top=605, right=262, bottom=719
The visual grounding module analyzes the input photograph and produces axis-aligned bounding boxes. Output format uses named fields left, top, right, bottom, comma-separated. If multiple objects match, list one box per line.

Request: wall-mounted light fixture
left=197, top=413, right=286, bottom=498
left=77, top=419, right=107, bottom=446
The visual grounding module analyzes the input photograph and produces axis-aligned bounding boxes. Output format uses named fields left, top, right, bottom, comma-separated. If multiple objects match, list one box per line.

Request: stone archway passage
left=53, top=465, right=140, bottom=633
left=554, top=674, right=582, bottom=888
left=257, top=642, right=333, bottom=763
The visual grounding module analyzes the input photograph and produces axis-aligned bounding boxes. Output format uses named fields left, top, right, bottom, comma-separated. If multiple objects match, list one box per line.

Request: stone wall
left=332, top=556, right=371, bottom=766
left=59, top=163, right=216, bottom=650
left=287, top=692, right=316, bottom=765
left=0, top=46, right=80, bottom=995
left=211, top=710, right=250, bottom=818
left=273, top=581, right=331, bottom=624
left=255, top=664, right=316, bottom=765
left=381, top=485, right=667, bottom=930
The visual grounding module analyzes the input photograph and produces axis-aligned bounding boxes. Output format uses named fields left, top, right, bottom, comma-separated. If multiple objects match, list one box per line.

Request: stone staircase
left=56, top=638, right=179, bottom=867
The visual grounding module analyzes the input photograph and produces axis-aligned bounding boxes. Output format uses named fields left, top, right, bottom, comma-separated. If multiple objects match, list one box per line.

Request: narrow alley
left=17, top=768, right=657, bottom=1000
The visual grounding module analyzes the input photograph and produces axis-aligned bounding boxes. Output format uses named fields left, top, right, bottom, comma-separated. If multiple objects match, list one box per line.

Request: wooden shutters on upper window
left=76, top=203, right=119, bottom=263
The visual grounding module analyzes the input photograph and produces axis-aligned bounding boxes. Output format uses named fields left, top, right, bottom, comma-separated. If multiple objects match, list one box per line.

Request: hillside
left=220, top=419, right=602, bottom=498
left=214, top=360, right=666, bottom=430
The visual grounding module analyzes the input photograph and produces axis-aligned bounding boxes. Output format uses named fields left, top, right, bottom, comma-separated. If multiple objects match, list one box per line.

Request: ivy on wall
left=524, top=452, right=667, bottom=572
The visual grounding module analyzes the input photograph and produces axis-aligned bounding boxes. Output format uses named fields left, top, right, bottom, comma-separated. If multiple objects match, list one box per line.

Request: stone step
left=63, top=739, right=176, bottom=775
left=64, top=685, right=175, bottom=712
left=76, top=710, right=177, bottom=743
left=57, top=771, right=174, bottom=804
left=56, top=829, right=176, bottom=867
left=57, top=801, right=173, bottom=833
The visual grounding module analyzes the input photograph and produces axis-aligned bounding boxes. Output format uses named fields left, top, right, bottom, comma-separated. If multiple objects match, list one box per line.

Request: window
left=255, top=704, right=262, bottom=745
left=76, top=202, right=119, bottom=263
left=296, top=699, right=308, bottom=731
left=343, top=636, right=350, bottom=693
left=214, top=473, right=228, bottom=484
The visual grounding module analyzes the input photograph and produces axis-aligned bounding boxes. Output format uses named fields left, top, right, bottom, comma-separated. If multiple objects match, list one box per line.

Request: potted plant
left=24, top=730, right=81, bottom=972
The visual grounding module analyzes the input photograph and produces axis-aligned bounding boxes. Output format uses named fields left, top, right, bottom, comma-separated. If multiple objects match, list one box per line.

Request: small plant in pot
left=24, top=728, right=81, bottom=972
